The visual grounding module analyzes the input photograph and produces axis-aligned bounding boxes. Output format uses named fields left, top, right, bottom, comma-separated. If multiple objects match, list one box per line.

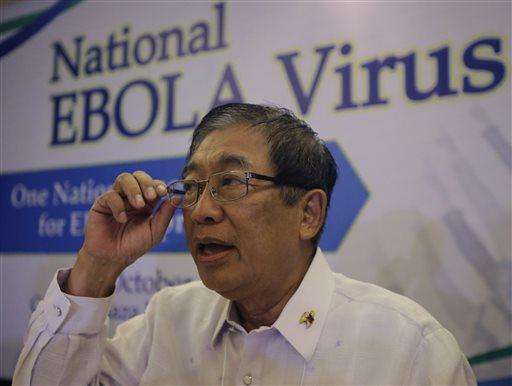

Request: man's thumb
left=150, top=198, right=178, bottom=242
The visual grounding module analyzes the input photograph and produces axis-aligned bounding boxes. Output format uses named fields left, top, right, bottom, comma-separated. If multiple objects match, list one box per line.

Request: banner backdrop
left=1, top=1, right=510, bottom=383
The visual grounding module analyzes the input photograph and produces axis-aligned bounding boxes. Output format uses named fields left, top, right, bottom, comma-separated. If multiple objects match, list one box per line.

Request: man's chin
left=198, top=268, right=244, bottom=300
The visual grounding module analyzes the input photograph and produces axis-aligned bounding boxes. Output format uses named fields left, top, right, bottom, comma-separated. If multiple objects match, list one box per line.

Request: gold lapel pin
left=299, top=310, right=316, bottom=328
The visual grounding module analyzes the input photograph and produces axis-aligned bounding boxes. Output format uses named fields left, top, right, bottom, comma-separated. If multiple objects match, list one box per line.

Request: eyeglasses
left=167, top=170, right=285, bottom=208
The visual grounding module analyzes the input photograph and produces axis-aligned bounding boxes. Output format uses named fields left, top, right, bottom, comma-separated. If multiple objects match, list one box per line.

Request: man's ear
left=299, top=189, right=327, bottom=242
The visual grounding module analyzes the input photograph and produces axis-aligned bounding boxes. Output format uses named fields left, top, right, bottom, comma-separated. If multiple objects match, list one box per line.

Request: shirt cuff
left=42, top=268, right=113, bottom=335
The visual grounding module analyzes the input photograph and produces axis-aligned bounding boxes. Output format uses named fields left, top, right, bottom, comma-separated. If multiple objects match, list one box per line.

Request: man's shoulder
left=330, top=272, right=443, bottom=337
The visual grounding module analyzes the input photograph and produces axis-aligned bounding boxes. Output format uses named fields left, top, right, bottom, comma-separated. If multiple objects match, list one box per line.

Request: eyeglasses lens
left=168, top=171, right=248, bottom=208
left=168, top=180, right=198, bottom=208
left=212, top=171, right=248, bottom=202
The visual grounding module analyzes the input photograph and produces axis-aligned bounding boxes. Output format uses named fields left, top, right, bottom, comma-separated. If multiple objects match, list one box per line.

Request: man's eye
left=183, top=182, right=196, bottom=192
left=221, top=176, right=244, bottom=186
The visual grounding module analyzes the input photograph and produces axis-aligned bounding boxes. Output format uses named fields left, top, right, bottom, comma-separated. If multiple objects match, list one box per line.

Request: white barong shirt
left=13, top=249, right=476, bottom=385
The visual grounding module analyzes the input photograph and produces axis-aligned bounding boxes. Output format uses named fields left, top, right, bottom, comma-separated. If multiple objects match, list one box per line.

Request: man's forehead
left=182, top=125, right=272, bottom=177
left=183, top=152, right=253, bottom=177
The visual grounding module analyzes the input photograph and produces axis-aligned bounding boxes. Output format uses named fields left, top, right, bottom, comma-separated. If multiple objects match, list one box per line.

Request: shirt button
left=54, top=305, right=62, bottom=316
left=242, top=373, right=253, bottom=385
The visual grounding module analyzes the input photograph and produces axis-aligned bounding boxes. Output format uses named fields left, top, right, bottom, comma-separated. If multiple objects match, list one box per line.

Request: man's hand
left=65, top=171, right=177, bottom=297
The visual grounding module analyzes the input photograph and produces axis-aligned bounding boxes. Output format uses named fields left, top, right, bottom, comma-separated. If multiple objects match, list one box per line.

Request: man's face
left=182, top=125, right=303, bottom=300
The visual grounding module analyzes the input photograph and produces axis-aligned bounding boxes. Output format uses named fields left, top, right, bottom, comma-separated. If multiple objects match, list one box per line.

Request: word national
left=50, top=2, right=227, bottom=82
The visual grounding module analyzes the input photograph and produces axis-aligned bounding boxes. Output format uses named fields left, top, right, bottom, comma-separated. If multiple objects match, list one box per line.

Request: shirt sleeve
left=12, top=268, right=151, bottom=386
left=407, top=327, right=477, bottom=386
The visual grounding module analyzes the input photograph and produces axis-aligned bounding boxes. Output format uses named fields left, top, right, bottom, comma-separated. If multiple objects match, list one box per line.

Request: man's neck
left=234, top=249, right=315, bottom=332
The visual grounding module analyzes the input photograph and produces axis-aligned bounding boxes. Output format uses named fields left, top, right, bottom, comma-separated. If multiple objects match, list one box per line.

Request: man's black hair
left=185, top=103, right=338, bottom=247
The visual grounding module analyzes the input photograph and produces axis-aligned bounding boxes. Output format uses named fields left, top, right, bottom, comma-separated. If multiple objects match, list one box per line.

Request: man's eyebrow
left=182, top=153, right=252, bottom=178
left=217, top=154, right=252, bottom=170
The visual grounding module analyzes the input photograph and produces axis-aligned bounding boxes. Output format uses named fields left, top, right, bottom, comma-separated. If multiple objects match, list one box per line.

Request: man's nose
left=190, top=183, right=224, bottom=224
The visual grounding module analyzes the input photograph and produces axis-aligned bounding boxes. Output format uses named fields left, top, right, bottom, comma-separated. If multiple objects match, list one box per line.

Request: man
left=14, top=103, right=476, bottom=385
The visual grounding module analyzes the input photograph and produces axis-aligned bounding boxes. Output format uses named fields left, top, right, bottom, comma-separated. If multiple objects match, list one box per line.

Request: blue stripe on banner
left=0, top=142, right=369, bottom=253
left=322, top=142, right=369, bottom=251
left=0, top=156, right=187, bottom=253
left=479, top=376, right=512, bottom=386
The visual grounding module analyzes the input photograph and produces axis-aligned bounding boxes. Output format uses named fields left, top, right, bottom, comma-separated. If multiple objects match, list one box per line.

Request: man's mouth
left=196, top=239, right=236, bottom=263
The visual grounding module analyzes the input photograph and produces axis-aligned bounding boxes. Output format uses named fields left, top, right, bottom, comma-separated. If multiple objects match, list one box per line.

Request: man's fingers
left=133, top=170, right=159, bottom=201
left=96, top=191, right=129, bottom=223
left=153, top=179, right=168, bottom=197
left=113, top=173, right=145, bottom=208
left=111, top=172, right=169, bottom=215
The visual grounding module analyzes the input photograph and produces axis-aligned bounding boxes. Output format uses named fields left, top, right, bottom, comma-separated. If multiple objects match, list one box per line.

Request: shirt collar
left=210, top=248, right=335, bottom=362
left=273, top=248, right=334, bottom=361
left=211, top=297, right=231, bottom=348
